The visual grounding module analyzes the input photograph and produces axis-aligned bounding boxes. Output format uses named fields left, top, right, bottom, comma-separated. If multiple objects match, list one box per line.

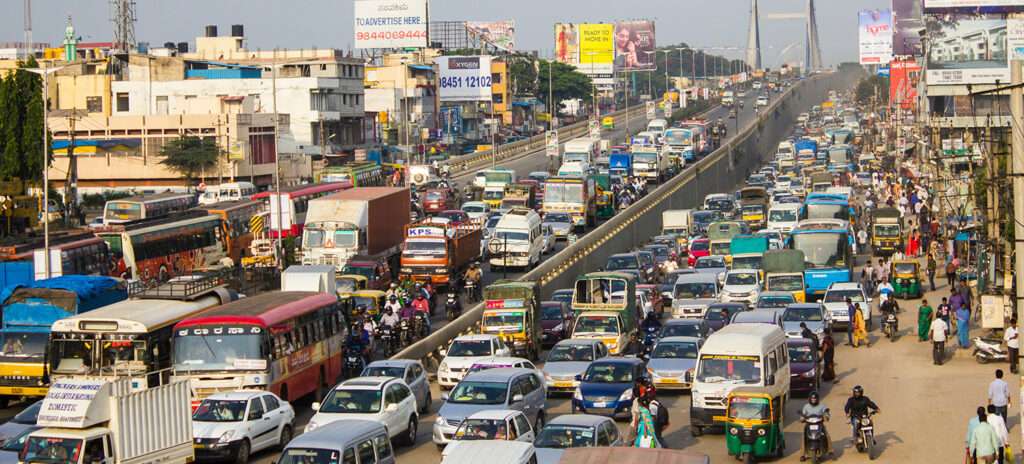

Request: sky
left=5, top=0, right=891, bottom=67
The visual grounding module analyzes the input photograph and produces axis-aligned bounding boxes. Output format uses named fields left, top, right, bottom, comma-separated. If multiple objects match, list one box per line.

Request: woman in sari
left=917, top=300, right=933, bottom=342
left=820, top=329, right=836, bottom=382
left=633, top=396, right=659, bottom=448
left=852, top=304, right=869, bottom=347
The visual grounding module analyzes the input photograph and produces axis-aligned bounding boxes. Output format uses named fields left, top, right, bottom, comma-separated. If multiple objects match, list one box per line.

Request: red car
left=422, top=188, right=455, bottom=214
left=687, top=238, right=710, bottom=267
left=434, top=209, right=470, bottom=225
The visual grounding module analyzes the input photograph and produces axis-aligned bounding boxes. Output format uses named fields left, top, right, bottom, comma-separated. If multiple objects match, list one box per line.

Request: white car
left=822, top=282, right=873, bottom=330
left=191, top=391, right=295, bottom=463
left=541, top=224, right=556, bottom=255
left=719, top=269, right=761, bottom=306
left=442, top=409, right=536, bottom=459
left=438, top=334, right=512, bottom=389
left=462, top=201, right=491, bottom=221
left=757, top=95, right=769, bottom=107
left=306, top=376, right=419, bottom=446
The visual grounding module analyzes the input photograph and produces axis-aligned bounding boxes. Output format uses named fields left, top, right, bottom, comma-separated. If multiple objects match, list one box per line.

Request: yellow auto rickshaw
left=345, top=290, right=387, bottom=318
left=336, top=274, right=369, bottom=296
left=602, top=116, right=615, bottom=129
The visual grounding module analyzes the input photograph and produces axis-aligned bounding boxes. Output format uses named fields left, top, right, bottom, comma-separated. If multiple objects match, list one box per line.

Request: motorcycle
left=801, top=413, right=831, bottom=463
left=641, top=325, right=660, bottom=358
left=445, top=292, right=462, bottom=320
left=973, top=337, right=1009, bottom=364
left=852, top=412, right=876, bottom=460
left=464, top=279, right=479, bottom=303
left=343, top=346, right=367, bottom=380
left=882, top=312, right=898, bottom=341
left=377, top=325, right=396, bottom=357
left=398, top=318, right=413, bottom=347
left=413, top=311, right=429, bottom=338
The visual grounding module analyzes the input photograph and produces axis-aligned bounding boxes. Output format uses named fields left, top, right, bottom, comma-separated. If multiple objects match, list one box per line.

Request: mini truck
left=400, top=220, right=481, bottom=289
left=871, top=207, right=902, bottom=256
left=481, top=280, right=542, bottom=360
left=542, top=176, right=597, bottom=230
left=570, top=272, right=637, bottom=355
left=630, top=145, right=665, bottom=183
left=763, top=249, right=806, bottom=303
left=22, top=377, right=193, bottom=464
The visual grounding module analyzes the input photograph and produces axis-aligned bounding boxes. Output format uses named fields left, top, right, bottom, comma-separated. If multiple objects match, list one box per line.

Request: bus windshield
left=806, top=203, right=848, bottom=220
left=792, top=233, right=846, bottom=268
left=104, top=201, right=142, bottom=221
left=173, top=327, right=266, bottom=372
left=664, top=130, right=692, bottom=146
left=50, top=335, right=147, bottom=376
left=0, top=332, right=48, bottom=362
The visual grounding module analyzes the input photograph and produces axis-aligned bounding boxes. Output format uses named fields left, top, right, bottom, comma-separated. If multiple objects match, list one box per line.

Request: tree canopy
left=159, top=136, right=220, bottom=190
left=0, top=57, right=45, bottom=181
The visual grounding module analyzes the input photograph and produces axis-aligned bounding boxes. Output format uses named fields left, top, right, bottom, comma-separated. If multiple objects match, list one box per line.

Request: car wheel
left=401, top=416, right=418, bottom=446
left=278, top=425, right=293, bottom=450
left=234, top=440, right=250, bottom=464
left=691, top=426, right=703, bottom=437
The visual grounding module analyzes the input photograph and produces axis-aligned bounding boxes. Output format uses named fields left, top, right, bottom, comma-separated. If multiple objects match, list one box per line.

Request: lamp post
left=584, top=51, right=600, bottom=118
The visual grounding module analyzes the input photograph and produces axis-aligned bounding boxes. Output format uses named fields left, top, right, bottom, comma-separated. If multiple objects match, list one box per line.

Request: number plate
left=592, top=401, right=608, bottom=408
left=659, top=378, right=679, bottom=384
left=808, top=424, right=820, bottom=430
left=193, top=444, right=206, bottom=449
left=554, top=381, right=574, bottom=388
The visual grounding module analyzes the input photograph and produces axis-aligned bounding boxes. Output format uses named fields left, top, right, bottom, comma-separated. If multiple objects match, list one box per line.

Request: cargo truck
left=542, top=176, right=597, bottom=230
left=22, top=377, right=193, bottom=464
left=630, top=145, right=665, bottom=183
left=400, top=221, right=482, bottom=288
left=764, top=249, right=806, bottom=303
left=609, top=152, right=632, bottom=178
left=730, top=235, right=769, bottom=271
left=569, top=272, right=637, bottom=355
left=482, top=280, right=542, bottom=360
left=301, top=187, right=410, bottom=274
left=662, top=209, right=693, bottom=255
left=871, top=207, right=902, bottom=256
left=500, top=183, right=537, bottom=210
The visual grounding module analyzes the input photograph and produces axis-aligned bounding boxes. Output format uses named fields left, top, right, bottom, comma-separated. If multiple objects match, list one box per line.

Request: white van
left=689, top=324, right=790, bottom=436
left=563, top=138, right=600, bottom=165
left=557, top=161, right=590, bottom=177
left=767, top=203, right=801, bottom=234
left=488, top=208, right=544, bottom=269
left=198, top=181, right=257, bottom=205
left=647, top=118, right=669, bottom=138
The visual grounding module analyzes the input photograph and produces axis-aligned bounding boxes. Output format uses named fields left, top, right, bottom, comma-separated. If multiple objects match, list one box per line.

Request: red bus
left=251, top=183, right=348, bottom=238
left=170, top=291, right=345, bottom=403
left=96, top=212, right=227, bottom=281
left=32, top=235, right=112, bottom=280
left=195, top=199, right=264, bottom=264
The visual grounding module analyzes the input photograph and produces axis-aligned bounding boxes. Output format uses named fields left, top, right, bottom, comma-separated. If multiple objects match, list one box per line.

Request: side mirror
left=441, top=392, right=450, bottom=401
left=512, top=393, right=524, bottom=403
left=312, top=402, right=321, bottom=411
left=574, top=374, right=583, bottom=382
left=439, top=349, right=447, bottom=357
left=386, top=403, right=399, bottom=412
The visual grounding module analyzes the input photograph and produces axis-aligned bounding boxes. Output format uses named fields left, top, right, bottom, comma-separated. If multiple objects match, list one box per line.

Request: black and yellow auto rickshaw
left=891, top=259, right=922, bottom=299
left=725, top=387, right=785, bottom=463
left=336, top=274, right=368, bottom=296
left=344, top=289, right=387, bottom=319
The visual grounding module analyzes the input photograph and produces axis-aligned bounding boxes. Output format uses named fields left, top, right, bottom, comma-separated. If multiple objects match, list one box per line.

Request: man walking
left=986, top=405, right=1008, bottom=464
left=929, top=314, right=948, bottom=365
left=1004, top=317, right=1018, bottom=374
left=926, top=253, right=937, bottom=291
left=988, top=369, right=1010, bottom=422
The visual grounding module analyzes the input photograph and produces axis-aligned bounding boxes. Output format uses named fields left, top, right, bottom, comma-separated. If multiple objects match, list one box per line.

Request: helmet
left=852, top=385, right=864, bottom=397
left=809, top=391, right=820, bottom=405
left=389, top=296, right=397, bottom=302
left=390, top=282, right=397, bottom=289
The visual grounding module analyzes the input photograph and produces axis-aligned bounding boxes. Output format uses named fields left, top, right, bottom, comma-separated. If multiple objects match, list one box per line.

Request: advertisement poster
left=437, top=56, right=494, bottom=102
left=890, top=58, right=922, bottom=109
left=1008, top=17, right=1024, bottom=59
left=859, top=9, right=894, bottom=64
left=466, top=21, right=516, bottom=51
left=614, top=20, right=657, bottom=70
left=578, top=24, right=615, bottom=74
left=892, top=0, right=925, bottom=55
left=925, top=14, right=1009, bottom=85
left=545, top=130, right=559, bottom=157
left=554, top=23, right=579, bottom=65
left=353, top=0, right=428, bottom=49
left=925, top=0, right=1024, bottom=12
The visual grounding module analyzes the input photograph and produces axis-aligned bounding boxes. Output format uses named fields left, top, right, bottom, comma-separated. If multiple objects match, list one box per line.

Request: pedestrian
left=1004, top=316, right=1019, bottom=374
left=926, top=253, right=937, bottom=291
left=647, top=390, right=669, bottom=448
left=937, top=297, right=952, bottom=332
left=821, top=329, right=837, bottom=382
left=986, top=405, right=1008, bottom=464
left=956, top=304, right=971, bottom=349
left=845, top=298, right=855, bottom=346
left=852, top=304, right=868, bottom=348
left=917, top=300, right=934, bottom=342
left=969, top=407, right=1002, bottom=464
left=946, top=258, right=958, bottom=287
left=988, top=369, right=1010, bottom=422
left=930, top=313, right=948, bottom=365
left=632, top=396, right=659, bottom=448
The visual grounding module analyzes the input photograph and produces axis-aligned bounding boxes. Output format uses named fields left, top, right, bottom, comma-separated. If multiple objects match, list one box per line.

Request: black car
left=704, top=302, right=748, bottom=332
left=540, top=301, right=573, bottom=347
left=658, top=319, right=710, bottom=340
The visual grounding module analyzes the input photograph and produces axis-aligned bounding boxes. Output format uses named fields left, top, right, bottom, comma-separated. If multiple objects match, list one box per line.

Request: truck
left=722, top=90, right=735, bottom=106
left=481, top=280, right=542, bottom=360
left=763, top=249, right=806, bottom=303
left=570, top=272, right=637, bottom=355
left=300, top=187, right=410, bottom=273
left=827, top=144, right=854, bottom=173
left=542, top=176, right=597, bottom=230
left=794, top=139, right=818, bottom=166
left=707, top=221, right=745, bottom=261
left=737, top=187, right=769, bottom=230
left=500, top=183, right=537, bottom=210
left=871, top=207, right=902, bottom=256
left=810, top=171, right=834, bottom=193
left=320, top=162, right=385, bottom=186
left=664, top=128, right=698, bottom=163
left=609, top=152, right=632, bottom=178
left=407, top=164, right=439, bottom=188
left=730, top=235, right=769, bottom=271
left=400, top=220, right=482, bottom=288
left=281, top=265, right=338, bottom=294
left=631, top=145, right=664, bottom=183
left=0, top=276, right=127, bottom=405
left=563, top=138, right=601, bottom=166
left=662, top=209, right=693, bottom=255
left=23, top=378, right=193, bottom=464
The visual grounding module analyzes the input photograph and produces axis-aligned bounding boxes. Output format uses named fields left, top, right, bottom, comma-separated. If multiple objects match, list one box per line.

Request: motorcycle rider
left=880, top=296, right=898, bottom=335
left=641, top=311, right=662, bottom=332
left=464, top=263, right=482, bottom=300
left=445, top=291, right=463, bottom=319
left=384, top=295, right=403, bottom=315
left=843, top=386, right=880, bottom=442
left=800, top=391, right=831, bottom=460
left=347, top=322, right=371, bottom=363
left=412, top=294, right=431, bottom=332
left=379, top=306, right=401, bottom=329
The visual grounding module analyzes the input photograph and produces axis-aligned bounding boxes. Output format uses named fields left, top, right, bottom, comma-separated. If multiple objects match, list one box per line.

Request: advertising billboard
left=554, top=23, right=579, bottom=65
left=466, top=21, right=516, bottom=52
left=614, top=20, right=657, bottom=70
left=859, top=9, right=894, bottom=64
left=892, top=0, right=924, bottom=55
left=437, top=56, right=494, bottom=102
left=925, top=14, right=1009, bottom=85
left=890, top=58, right=922, bottom=109
left=578, top=24, right=615, bottom=75
left=924, top=0, right=1024, bottom=13
left=353, top=0, right=428, bottom=49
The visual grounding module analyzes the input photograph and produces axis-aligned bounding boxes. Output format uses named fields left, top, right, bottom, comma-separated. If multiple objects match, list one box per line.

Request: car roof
left=589, top=357, right=644, bottom=366
left=556, top=338, right=602, bottom=347
left=664, top=319, right=702, bottom=326
left=454, top=334, right=499, bottom=342
left=463, top=367, right=536, bottom=382
left=786, top=303, right=823, bottom=310
left=547, top=414, right=611, bottom=427
left=675, top=273, right=718, bottom=283
left=203, top=390, right=268, bottom=401
left=658, top=336, right=703, bottom=343
left=465, top=409, right=523, bottom=421
left=709, top=302, right=747, bottom=308
left=286, top=419, right=385, bottom=449
left=727, top=269, right=758, bottom=275
left=365, top=359, right=417, bottom=369
left=828, top=282, right=863, bottom=291
left=337, top=376, right=401, bottom=390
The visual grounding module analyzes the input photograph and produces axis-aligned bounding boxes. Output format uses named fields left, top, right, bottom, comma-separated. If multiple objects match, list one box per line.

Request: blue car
left=571, top=358, right=646, bottom=420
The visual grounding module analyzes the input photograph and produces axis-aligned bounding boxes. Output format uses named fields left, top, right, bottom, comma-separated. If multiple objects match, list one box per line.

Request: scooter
left=376, top=325, right=396, bottom=357
left=853, top=412, right=877, bottom=460
left=973, top=337, right=1009, bottom=364
left=882, top=312, right=898, bottom=341
left=464, top=279, right=479, bottom=303
left=800, top=413, right=831, bottom=463
left=445, top=292, right=462, bottom=320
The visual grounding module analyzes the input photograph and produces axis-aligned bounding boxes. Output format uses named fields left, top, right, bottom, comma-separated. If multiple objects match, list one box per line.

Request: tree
left=159, top=136, right=220, bottom=190
left=855, top=75, right=888, bottom=106
left=537, top=60, right=592, bottom=110
left=0, top=56, right=44, bottom=181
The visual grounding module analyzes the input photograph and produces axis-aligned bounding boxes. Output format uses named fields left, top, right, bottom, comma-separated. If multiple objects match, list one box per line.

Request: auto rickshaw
left=336, top=274, right=369, bottom=296
left=596, top=190, right=615, bottom=219
left=725, top=387, right=785, bottom=463
left=602, top=116, right=615, bottom=129
left=344, top=290, right=387, bottom=319
left=891, top=259, right=922, bottom=299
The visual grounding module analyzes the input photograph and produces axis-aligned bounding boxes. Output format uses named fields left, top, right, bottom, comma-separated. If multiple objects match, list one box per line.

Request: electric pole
left=1009, top=60, right=1024, bottom=413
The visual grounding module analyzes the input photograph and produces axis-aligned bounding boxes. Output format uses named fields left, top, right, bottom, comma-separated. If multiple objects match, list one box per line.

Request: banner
left=579, top=24, right=615, bottom=75
left=353, top=0, right=428, bottom=49
left=859, top=9, right=894, bottom=64
left=614, top=20, right=657, bottom=70
left=466, top=21, right=516, bottom=51
left=925, top=0, right=1024, bottom=12
left=1009, top=17, right=1024, bottom=59
left=925, top=14, right=1009, bottom=85
left=437, top=56, right=494, bottom=102
left=554, top=23, right=579, bottom=65
left=892, top=0, right=924, bottom=55
left=890, top=58, right=921, bottom=109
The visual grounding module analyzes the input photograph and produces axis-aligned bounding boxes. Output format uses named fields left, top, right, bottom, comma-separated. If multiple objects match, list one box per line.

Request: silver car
left=534, top=414, right=623, bottom=464
left=542, top=213, right=574, bottom=239
left=647, top=336, right=703, bottom=390
left=362, top=359, right=432, bottom=413
left=671, top=273, right=720, bottom=318
left=433, top=368, right=547, bottom=446
left=782, top=303, right=829, bottom=339
left=542, top=339, right=609, bottom=394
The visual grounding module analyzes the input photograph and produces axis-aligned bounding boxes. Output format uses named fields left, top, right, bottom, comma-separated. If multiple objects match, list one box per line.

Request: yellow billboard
left=578, top=24, right=614, bottom=75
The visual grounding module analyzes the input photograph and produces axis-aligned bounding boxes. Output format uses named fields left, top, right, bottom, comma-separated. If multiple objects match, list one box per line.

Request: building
left=364, top=50, right=439, bottom=147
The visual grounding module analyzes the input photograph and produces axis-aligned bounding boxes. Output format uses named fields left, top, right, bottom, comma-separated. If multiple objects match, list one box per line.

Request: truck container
left=23, top=378, right=193, bottom=464
left=501, top=183, right=537, bottom=210
left=300, top=187, right=410, bottom=272
left=542, top=176, right=597, bottom=230
left=763, top=249, right=806, bottom=303
left=281, top=265, right=338, bottom=294
left=730, top=235, right=769, bottom=271
left=609, top=152, right=632, bottom=178
left=570, top=272, right=637, bottom=355
left=563, top=138, right=600, bottom=165
left=400, top=221, right=482, bottom=288
left=871, top=207, right=902, bottom=256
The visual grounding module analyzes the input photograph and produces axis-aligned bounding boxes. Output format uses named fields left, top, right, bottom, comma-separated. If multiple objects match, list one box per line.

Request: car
left=757, top=95, right=769, bottom=107
left=361, top=359, right=432, bottom=414
left=462, top=201, right=491, bottom=221
left=423, top=188, right=458, bottom=214
left=192, top=391, right=296, bottom=463
left=647, top=336, right=703, bottom=390
left=543, top=339, right=609, bottom=393
left=551, top=288, right=574, bottom=306
left=671, top=273, right=720, bottom=319
left=540, top=301, right=573, bottom=347
left=468, top=356, right=538, bottom=374
left=0, top=400, right=40, bottom=444
left=433, top=368, right=547, bottom=446
left=87, top=216, right=105, bottom=229
left=787, top=337, right=821, bottom=396
left=439, top=334, right=513, bottom=389
left=823, top=282, right=873, bottom=330
left=755, top=291, right=797, bottom=311
left=782, top=303, right=829, bottom=339
left=659, top=269, right=696, bottom=304
left=307, top=377, right=418, bottom=446
left=693, top=255, right=727, bottom=281
left=731, top=308, right=784, bottom=328
left=571, top=358, right=646, bottom=419
left=442, top=409, right=536, bottom=459
left=687, top=238, right=711, bottom=267
left=542, top=212, right=574, bottom=240
left=436, top=209, right=471, bottom=225
left=0, top=425, right=38, bottom=464
left=280, top=419, right=395, bottom=464
left=703, top=302, right=748, bottom=332
left=658, top=319, right=710, bottom=340
left=540, top=224, right=556, bottom=255
left=533, top=414, right=623, bottom=462
left=720, top=269, right=761, bottom=307
left=604, top=253, right=647, bottom=282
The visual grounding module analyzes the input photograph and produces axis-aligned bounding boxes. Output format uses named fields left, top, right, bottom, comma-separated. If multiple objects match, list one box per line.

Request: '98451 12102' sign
left=438, top=56, right=494, bottom=102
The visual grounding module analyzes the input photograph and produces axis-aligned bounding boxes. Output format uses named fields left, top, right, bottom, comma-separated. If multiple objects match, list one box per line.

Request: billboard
left=924, top=0, right=1024, bottom=12
left=925, top=14, right=1009, bottom=85
left=466, top=21, right=516, bottom=52
left=437, top=56, right=494, bottom=102
left=892, top=0, right=924, bottom=55
left=614, top=20, right=657, bottom=70
left=890, top=58, right=922, bottom=109
left=353, top=0, right=428, bottom=49
left=859, top=9, right=894, bottom=64
left=578, top=24, right=615, bottom=75
left=554, top=23, right=579, bottom=65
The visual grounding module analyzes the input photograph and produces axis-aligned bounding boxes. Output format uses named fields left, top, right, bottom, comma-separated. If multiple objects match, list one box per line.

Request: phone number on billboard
left=356, top=30, right=426, bottom=40
left=440, top=76, right=493, bottom=89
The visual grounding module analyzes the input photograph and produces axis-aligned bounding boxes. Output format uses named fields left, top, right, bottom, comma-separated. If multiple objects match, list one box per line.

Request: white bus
left=689, top=324, right=789, bottom=436
left=102, top=192, right=196, bottom=226
left=198, top=182, right=257, bottom=205
left=487, top=208, right=544, bottom=269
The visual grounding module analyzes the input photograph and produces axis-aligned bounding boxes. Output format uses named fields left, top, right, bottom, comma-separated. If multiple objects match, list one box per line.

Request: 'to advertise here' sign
left=354, top=0, right=428, bottom=49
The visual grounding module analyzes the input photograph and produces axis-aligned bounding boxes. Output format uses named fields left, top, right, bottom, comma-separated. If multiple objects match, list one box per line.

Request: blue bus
left=0, top=275, right=127, bottom=404
left=801, top=193, right=852, bottom=222
left=788, top=227, right=853, bottom=300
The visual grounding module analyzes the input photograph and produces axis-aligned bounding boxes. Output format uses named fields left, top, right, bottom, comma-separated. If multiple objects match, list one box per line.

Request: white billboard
left=859, top=9, right=894, bottom=65
left=353, top=0, right=428, bottom=49
left=924, top=0, right=1024, bottom=12
left=437, top=56, right=494, bottom=102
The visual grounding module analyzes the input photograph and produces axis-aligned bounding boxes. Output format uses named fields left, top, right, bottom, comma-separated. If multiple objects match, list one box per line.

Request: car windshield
left=542, top=305, right=564, bottom=320
left=0, top=427, right=34, bottom=452
left=606, top=256, right=638, bottom=270
left=448, top=381, right=508, bottom=405
left=758, top=296, right=793, bottom=308
left=661, top=324, right=701, bottom=338
left=583, top=363, right=634, bottom=383
left=454, top=419, right=510, bottom=440
left=674, top=282, right=717, bottom=299
left=652, top=341, right=699, bottom=359
left=726, top=273, right=757, bottom=286
left=690, top=241, right=709, bottom=252
left=448, top=340, right=493, bottom=357
left=545, top=213, right=571, bottom=223
left=768, top=275, right=803, bottom=291
left=824, top=289, right=865, bottom=303
left=789, top=344, right=816, bottom=363
left=464, top=204, right=485, bottom=213
left=318, top=388, right=382, bottom=413
left=784, top=307, right=823, bottom=322
left=770, top=209, right=797, bottom=222
left=535, top=425, right=597, bottom=448
left=695, top=258, right=725, bottom=269
left=696, top=355, right=762, bottom=383
left=193, top=399, right=247, bottom=422
left=547, top=344, right=594, bottom=362
left=363, top=366, right=405, bottom=378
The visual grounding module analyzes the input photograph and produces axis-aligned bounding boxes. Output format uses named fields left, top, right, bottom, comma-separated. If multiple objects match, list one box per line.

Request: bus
left=102, top=192, right=195, bottom=226
left=321, top=162, right=386, bottom=187
left=46, top=275, right=236, bottom=391
left=252, top=183, right=348, bottom=238
left=97, top=212, right=227, bottom=281
left=788, top=225, right=853, bottom=300
left=171, top=291, right=344, bottom=403
left=195, top=199, right=264, bottom=264
left=198, top=182, right=257, bottom=205
left=0, top=276, right=127, bottom=405
left=801, top=193, right=851, bottom=222
left=32, top=235, right=112, bottom=280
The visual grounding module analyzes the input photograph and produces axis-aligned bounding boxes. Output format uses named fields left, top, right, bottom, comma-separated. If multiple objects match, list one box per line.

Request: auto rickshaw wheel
left=743, top=452, right=755, bottom=464
left=690, top=426, right=703, bottom=437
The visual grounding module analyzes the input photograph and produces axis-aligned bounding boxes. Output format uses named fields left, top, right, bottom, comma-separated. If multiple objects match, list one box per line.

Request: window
left=343, top=448, right=356, bottom=464
left=263, top=395, right=280, bottom=411
left=597, top=426, right=611, bottom=446
left=493, top=93, right=504, bottom=104
left=384, top=385, right=398, bottom=406
left=525, top=374, right=541, bottom=393
left=116, top=93, right=129, bottom=112
left=247, top=397, right=265, bottom=420
left=410, top=364, right=423, bottom=381
left=357, top=439, right=375, bottom=464
left=768, top=351, right=778, bottom=376
left=604, top=422, right=619, bottom=443
left=374, top=435, right=392, bottom=460
left=86, top=96, right=102, bottom=113
left=404, top=368, right=416, bottom=385
left=84, top=438, right=107, bottom=462
left=492, top=73, right=502, bottom=84
left=514, top=413, right=531, bottom=436
left=393, top=384, right=411, bottom=402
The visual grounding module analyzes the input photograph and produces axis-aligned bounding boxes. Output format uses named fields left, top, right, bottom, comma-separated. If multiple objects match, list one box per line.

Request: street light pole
left=40, top=61, right=50, bottom=279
